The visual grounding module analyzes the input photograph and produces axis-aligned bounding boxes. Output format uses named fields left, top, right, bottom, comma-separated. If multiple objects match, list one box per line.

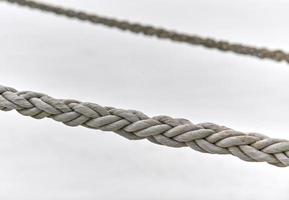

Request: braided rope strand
left=1, top=0, right=289, bottom=64
left=0, top=85, right=289, bottom=167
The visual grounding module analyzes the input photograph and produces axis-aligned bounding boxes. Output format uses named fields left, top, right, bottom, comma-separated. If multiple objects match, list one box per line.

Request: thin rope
left=2, top=0, right=289, bottom=64
left=1, top=85, right=288, bottom=167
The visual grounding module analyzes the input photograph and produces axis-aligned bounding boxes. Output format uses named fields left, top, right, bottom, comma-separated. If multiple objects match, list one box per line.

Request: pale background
left=0, top=0, right=289, bottom=199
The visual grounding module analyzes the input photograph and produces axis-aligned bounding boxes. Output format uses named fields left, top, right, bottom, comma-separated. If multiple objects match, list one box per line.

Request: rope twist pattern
left=2, top=0, right=289, bottom=63
left=1, top=85, right=289, bottom=167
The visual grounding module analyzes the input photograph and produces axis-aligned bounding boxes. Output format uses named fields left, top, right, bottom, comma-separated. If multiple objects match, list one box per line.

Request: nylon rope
left=1, top=0, right=289, bottom=64
left=0, top=85, right=288, bottom=167
left=1, top=0, right=289, bottom=167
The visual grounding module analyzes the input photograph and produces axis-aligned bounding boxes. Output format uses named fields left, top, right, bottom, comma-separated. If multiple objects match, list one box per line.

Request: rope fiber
left=2, top=0, right=289, bottom=64
left=1, top=1, right=289, bottom=168
left=0, top=85, right=289, bottom=167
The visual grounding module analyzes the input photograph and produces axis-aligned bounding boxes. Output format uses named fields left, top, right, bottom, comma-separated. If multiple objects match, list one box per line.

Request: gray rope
left=1, top=85, right=289, bottom=167
left=2, top=0, right=289, bottom=64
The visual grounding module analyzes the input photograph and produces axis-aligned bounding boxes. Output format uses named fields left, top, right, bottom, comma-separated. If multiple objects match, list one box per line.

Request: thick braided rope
left=1, top=0, right=289, bottom=64
left=1, top=85, right=289, bottom=167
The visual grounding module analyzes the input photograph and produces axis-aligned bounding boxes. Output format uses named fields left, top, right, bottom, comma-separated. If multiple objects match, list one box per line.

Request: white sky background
left=1, top=0, right=289, bottom=199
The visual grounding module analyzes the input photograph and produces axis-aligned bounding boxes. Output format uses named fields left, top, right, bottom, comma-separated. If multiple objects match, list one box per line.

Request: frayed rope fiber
left=0, top=85, right=289, bottom=167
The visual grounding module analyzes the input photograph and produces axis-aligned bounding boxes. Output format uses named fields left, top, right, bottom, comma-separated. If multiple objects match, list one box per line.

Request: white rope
left=0, top=85, right=288, bottom=167
left=1, top=1, right=289, bottom=168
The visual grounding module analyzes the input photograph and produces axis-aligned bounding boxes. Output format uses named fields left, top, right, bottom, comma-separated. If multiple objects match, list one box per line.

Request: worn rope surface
left=2, top=0, right=289, bottom=63
left=1, top=85, right=289, bottom=167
